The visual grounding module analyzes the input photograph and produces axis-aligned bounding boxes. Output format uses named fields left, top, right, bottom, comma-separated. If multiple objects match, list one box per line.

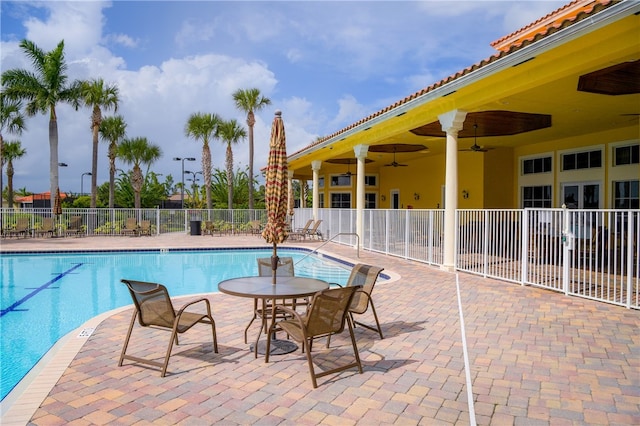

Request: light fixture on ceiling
left=460, top=123, right=490, bottom=153
left=414, top=193, right=420, bottom=201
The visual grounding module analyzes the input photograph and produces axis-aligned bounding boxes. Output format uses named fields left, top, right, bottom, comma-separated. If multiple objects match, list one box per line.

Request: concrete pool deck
left=0, top=233, right=638, bottom=425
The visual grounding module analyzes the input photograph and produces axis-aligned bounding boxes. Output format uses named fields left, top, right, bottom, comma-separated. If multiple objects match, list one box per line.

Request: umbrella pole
left=271, top=243, right=279, bottom=284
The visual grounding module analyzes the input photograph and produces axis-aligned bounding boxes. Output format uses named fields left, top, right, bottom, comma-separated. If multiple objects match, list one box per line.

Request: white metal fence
left=2, top=207, right=638, bottom=309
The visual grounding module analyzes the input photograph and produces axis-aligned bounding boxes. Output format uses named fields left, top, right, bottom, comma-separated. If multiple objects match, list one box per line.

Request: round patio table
left=218, top=276, right=329, bottom=357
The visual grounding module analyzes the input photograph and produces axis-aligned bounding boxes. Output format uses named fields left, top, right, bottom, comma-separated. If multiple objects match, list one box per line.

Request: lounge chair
left=328, top=263, right=385, bottom=347
left=34, top=217, right=55, bottom=238
left=202, top=221, right=220, bottom=236
left=289, top=219, right=314, bottom=240
left=248, top=220, right=263, bottom=235
left=5, top=218, right=31, bottom=238
left=120, top=217, right=139, bottom=236
left=119, top=279, right=218, bottom=377
left=306, top=219, right=323, bottom=240
left=139, top=220, right=152, bottom=236
left=243, top=257, right=296, bottom=344
left=265, top=286, right=362, bottom=388
left=65, top=216, right=84, bottom=237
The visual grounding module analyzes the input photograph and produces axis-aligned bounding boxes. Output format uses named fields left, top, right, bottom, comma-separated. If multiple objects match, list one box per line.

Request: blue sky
left=1, top=0, right=566, bottom=194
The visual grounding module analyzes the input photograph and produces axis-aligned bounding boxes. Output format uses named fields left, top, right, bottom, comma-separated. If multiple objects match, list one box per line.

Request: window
left=318, top=177, right=324, bottom=188
left=330, top=175, right=351, bottom=187
left=522, top=185, right=552, bottom=208
left=614, top=144, right=639, bottom=166
left=523, top=156, right=552, bottom=175
left=562, top=150, right=602, bottom=171
left=318, top=193, right=325, bottom=208
left=613, top=180, right=639, bottom=209
left=365, top=193, right=376, bottom=209
left=330, top=193, right=351, bottom=208
left=364, top=175, right=377, bottom=187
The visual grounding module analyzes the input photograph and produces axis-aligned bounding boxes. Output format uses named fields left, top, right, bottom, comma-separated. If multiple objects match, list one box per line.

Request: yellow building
left=288, top=0, right=639, bottom=213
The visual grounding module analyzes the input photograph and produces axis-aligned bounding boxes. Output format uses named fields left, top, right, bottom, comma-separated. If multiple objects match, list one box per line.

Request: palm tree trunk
left=226, top=143, right=233, bottom=209
left=0, top=135, right=4, bottom=209
left=49, top=113, right=59, bottom=209
left=108, top=147, right=116, bottom=208
left=203, top=145, right=212, bottom=209
left=90, top=114, right=100, bottom=208
left=7, top=161, right=14, bottom=208
left=132, top=166, right=143, bottom=209
left=247, top=111, right=255, bottom=211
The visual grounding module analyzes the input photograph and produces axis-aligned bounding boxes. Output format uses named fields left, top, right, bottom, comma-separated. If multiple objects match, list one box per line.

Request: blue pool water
left=0, top=248, right=353, bottom=401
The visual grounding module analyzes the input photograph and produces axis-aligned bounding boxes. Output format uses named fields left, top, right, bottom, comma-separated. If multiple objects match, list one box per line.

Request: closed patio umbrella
left=261, top=110, right=289, bottom=284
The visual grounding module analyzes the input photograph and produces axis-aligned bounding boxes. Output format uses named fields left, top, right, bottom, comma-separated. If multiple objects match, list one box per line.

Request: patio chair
left=203, top=221, right=220, bottom=236
left=306, top=219, right=323, bottom=240
left=119, top=279, right=218, bottom=377
left=65, top=216, right=84, bottom=237
left=243, top=257, right=296, bottom=344
left=248, top=220, right=263, bottom=235
left=265, top=286, right=362, bottom=388
left=139, top=220, right=152, bottom=236
left=5, top=218, right=31, bottom=238
left=327, top=263, right=385, bottom=347
left=120, top=217, right=139, bottom=236
left=34, top=217, right=55, bottom=238
left=289, top=219, right=314, bottom=240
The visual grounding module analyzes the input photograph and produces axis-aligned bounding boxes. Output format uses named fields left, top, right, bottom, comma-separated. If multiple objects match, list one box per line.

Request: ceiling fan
left=384, top=149, right=408, bottom=167
left=340, top=163, right=353, bottom=176
left=459, top=124, right=492, bottom=152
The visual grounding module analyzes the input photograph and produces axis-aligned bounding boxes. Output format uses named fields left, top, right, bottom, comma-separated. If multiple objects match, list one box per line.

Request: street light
left=173, top=157, right=196, bottom=209
left=184, top=170, right=202, bottom=194
left=81, top=172, right=92, bottom=196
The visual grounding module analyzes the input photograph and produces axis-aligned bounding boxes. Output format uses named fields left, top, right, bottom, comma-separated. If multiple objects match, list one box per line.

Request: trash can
left=189, top=220, right=201, bottom=236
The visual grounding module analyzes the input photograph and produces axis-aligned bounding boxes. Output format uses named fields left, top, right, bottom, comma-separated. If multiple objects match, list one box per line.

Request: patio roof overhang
left=287, top=1, right=640, bottom=179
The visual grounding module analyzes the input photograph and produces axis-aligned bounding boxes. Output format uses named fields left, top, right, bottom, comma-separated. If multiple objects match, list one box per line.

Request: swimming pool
left=0, top=248, right=354, bottom=401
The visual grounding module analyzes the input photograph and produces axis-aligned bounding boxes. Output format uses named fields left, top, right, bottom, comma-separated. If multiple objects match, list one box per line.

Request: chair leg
left=347, top=316, right=363, bottom=374
left=243, top=299, right=259, bottom=344
left=118, top=310, right=138, bottom=366
left=304, top=338, right=318, bottom=388
left=161, top=328, right=179, bottom=377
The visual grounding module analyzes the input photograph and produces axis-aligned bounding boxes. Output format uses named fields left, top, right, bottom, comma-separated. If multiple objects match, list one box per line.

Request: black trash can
left=190, top=220, right=201, bottom=236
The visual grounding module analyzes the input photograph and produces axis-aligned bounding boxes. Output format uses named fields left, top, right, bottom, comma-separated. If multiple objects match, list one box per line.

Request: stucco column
left=354, top=144, right=369, bottom=249
left=438, top=110, right=467, bottom=272
left=311, top=160, right=321, bottom=221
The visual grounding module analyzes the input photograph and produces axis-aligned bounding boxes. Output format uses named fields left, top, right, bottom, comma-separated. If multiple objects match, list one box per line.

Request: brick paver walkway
left=1, top=234, right=638, bottom=425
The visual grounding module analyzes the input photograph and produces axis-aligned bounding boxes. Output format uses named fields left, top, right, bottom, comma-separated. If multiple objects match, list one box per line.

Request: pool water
left=0, top=248, right=352, bottom=401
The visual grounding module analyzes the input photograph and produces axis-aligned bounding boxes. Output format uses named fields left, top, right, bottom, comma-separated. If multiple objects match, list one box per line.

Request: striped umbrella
left=261, top=110, right=289, bottom=284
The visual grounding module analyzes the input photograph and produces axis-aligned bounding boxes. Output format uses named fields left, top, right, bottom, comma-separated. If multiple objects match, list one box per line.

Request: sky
left=0, top=0, right=567, bottom=195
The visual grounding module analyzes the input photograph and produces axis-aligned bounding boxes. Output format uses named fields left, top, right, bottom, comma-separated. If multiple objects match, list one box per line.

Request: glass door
left=561, top=182, right=600, bottom=209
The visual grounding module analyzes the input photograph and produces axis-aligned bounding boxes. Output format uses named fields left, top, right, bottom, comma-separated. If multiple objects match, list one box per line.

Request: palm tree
left=232, top=88, right=271, bottom=210
left=0, top=96, right=26, bottom=208
left=80, top=78, right=119, bottom=208
left=1, top=39, right=82, bottom=208
left=2, top=140, right=26, bottom=208
left=117, top=137, right=162, bottom=208
left=99, top=115, right=127, bottom=208
left=217, top=119, right=247, bottom=209
left=184, top=112, right=221, bottom=209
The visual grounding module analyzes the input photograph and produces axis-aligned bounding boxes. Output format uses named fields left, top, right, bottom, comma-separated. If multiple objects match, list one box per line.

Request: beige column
left=311, top=160, right=322, bottom=221
left=354, top=144, right=369, bottom=248
left=438, top=110, right=467, bottom=272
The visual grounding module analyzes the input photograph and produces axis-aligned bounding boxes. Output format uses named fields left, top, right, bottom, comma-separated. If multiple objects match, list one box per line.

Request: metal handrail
left=295, top=232, right=360, bottom=266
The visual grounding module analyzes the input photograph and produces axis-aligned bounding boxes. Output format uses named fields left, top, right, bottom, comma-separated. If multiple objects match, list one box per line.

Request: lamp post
left=184, top=170, right=202, bottom=192
left=81, top=172, right=92, bottom=196
left=173, top=157, right=196, bottom=209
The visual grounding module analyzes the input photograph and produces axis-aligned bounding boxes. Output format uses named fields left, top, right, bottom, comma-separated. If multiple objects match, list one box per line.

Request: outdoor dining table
left=218, top=275, right=329, bottom=358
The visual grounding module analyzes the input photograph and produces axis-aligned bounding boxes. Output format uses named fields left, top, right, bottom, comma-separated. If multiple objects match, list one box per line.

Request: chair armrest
left=272, top=304, right=305, bottom=325
left=176, top=297, right=213, bottom=316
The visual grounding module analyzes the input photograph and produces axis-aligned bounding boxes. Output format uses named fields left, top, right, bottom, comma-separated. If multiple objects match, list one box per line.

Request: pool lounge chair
left=34, top=217, right=55, bottom=238
left=289, top=219, right=314, bottom=240
left=119, top=279, right=218, bottom=377
left=65, top=216, right=84, bottom=237
left=306, top=219, right=323, bottom=240
left=203, top=221, right=221, bottom=236
left=265, top=286, right=362, bottom=388
left=139, top=220, right=152, bottom=236
left=120, top=218, right=139, bottom=236
left=4, top=218, right=31, bottom=238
